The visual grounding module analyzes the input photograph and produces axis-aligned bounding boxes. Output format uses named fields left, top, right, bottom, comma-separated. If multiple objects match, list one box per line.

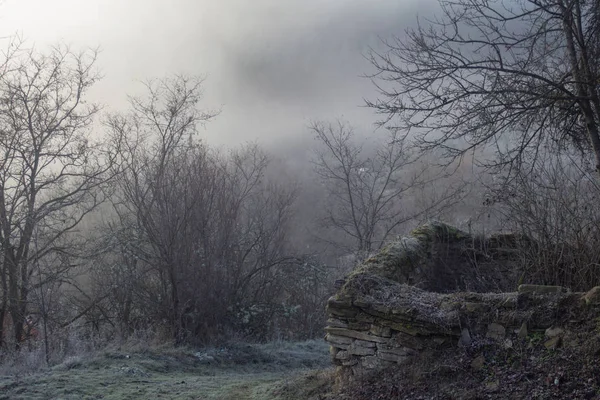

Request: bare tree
left=0, top=45, right=111, bottom=349
left=310, top=120, right=455, bottom=259
left=105, top=75, right=218, bottom=342
left=104, top=77, right=305, bottom=343
left=0, top=36, right=22, bottom=350
left=368, top=0, right=600, bottom=177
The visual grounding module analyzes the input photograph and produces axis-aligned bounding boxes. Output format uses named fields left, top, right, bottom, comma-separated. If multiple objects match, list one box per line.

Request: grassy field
left=0, top=340, right=333, bottom=400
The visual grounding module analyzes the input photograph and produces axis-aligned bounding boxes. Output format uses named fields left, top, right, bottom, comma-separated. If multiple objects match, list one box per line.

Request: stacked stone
left=326, top=282, right=600, bottom=378
left=325, top=295, right=450, bottom=377
left=324, top=223, right=600, bottom=380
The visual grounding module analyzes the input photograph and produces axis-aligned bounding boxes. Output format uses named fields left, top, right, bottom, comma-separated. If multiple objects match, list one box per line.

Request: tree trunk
left=169, top=267, right=182, bottom=345
left=561, top=0, right=600, bottom=177
left=0, top=307, right=5, bottom=349
left=5, top=248, right=23, bottom=349
left=0, top=263, right=7, bottom=349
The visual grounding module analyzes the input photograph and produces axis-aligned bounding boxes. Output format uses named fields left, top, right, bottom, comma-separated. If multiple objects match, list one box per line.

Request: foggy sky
left=1, top=0, right=434, bottom=145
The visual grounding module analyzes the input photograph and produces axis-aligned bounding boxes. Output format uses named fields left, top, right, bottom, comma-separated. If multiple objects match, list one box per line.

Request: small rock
left=458, top=328, right=472, bottom=347
left=194, top=353, right=216, bottom=363
left=486, top=323, right=506, bottom=341
left=545, top=327, right=564, bottom=338
left=471, top=355, right=485, bottom=370
left=517, top=322, right=528, bottom=339
left=582, top=286, right=600, bottom=305
left=485, top=380, right=500, bottom=392
left=544, top=336, right=561, bottom=350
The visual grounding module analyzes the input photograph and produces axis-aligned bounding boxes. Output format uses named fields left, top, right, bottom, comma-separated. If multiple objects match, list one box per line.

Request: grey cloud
left=222, top=0, right=433, bottom=107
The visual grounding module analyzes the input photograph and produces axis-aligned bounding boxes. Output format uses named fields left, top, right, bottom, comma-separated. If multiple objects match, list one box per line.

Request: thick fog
left=1, top=0, right=599, bottom=356
left=2, top=0, right=435, bottom=145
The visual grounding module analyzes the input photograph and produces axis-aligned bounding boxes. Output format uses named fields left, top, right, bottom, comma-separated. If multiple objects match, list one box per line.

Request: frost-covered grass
left=0, top=340, right=332, bottom=400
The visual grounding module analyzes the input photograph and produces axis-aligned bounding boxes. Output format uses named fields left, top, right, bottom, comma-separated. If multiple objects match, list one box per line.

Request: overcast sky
left=1, top=0, right=433, bottom=146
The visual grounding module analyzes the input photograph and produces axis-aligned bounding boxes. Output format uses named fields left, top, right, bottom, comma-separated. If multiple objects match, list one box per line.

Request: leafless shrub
left=83, top=76, right=331, bottom=343
left=487, top=150, right=600, bottom=290
left=310, top=120, right=464, bottom=261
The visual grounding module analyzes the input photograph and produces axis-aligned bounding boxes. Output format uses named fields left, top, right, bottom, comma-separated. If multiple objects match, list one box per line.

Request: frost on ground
left=0, top=340, right=332, bottom=400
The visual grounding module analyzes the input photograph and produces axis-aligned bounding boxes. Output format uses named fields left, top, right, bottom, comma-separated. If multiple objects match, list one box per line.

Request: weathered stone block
left=341, top=358, right=358, bottom=366
left=390, top=332, right=426, bottom=350
left=370, top=324, right=392, bottom=338
left=354, top=313, right=376, bottom=323
left=329, top=308, right=358, bottom=318
left=327, top=296, right=353, bottom=309
left=377, top=351, right=409, bottom=364
left=325, top=327, right=388, bottom=343
left=348, top=321, right=371, bottom=331
left=327, top=318, right=349, bottom=329
left=326, top=334, right=353, bottom=348
left=376, top=344, right=416, bottom=357
left=329, top=346, right=339, bottom=357
left=347, top=342, right=376, bottom=356
left=386, top=321, right=424, bottom=336
left=353, top=299, right=373, bottom=309
left=353, top=339, right=377, bottom=348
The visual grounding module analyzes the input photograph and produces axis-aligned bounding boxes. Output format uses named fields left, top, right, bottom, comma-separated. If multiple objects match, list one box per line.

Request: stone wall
left=325, top=222, right=600, bottom=380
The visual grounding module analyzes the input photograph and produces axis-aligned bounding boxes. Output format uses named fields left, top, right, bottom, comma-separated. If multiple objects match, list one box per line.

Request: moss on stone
left=410, top=221, right=470, bottom=243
